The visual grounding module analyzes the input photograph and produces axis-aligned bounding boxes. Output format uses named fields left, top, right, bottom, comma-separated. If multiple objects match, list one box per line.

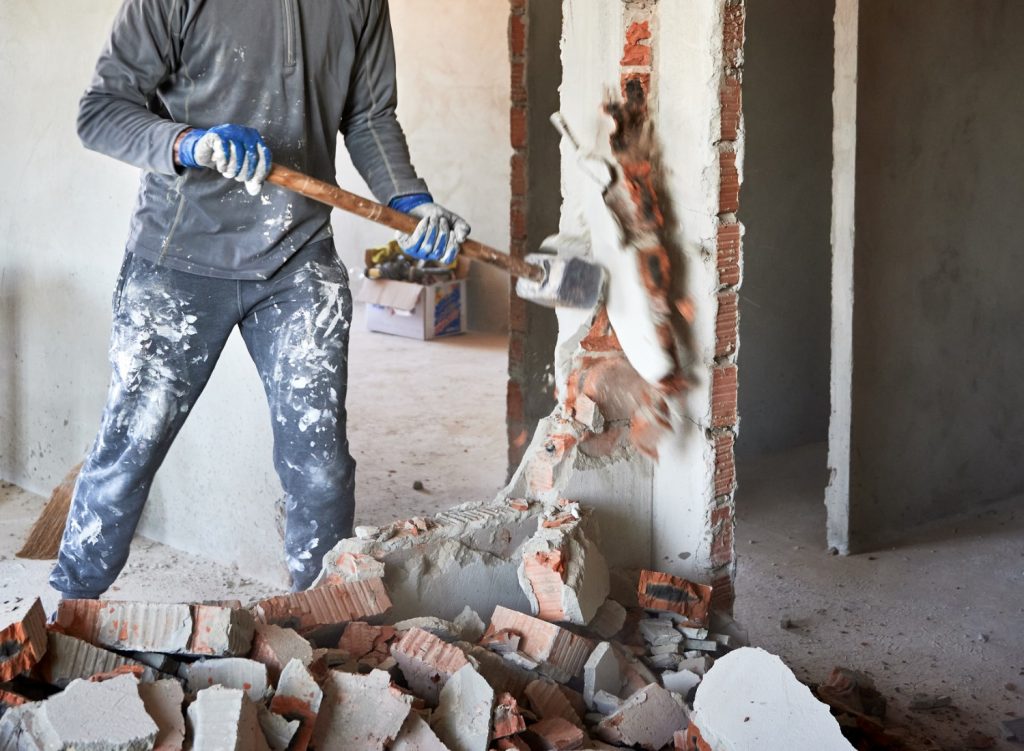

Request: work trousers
left=50, top=238, right=355, bottom=597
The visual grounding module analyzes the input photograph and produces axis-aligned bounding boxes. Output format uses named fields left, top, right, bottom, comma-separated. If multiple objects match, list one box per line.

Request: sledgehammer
left=266, top=165, right=604, bottom=309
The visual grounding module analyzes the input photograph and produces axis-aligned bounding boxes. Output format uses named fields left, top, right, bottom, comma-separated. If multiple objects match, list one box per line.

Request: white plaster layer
left=692, top=647, right=854, bottom=750
left=825, top=0, right=859, bottom=555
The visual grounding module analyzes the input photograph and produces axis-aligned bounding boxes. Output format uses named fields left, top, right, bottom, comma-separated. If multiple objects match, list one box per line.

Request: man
left=50, top=0, right=469, bottom=598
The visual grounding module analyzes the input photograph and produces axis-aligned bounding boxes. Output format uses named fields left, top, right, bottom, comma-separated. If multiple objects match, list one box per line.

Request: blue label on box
left=434, top=284, right=462, bottom=336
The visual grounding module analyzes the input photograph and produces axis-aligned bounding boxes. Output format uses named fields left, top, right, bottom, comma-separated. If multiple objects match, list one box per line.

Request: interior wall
left=0, top=0, right=509, bottom=585
left=737, top=0, right=833, bottom=459
left=850, top=0, right=1024, bottom=547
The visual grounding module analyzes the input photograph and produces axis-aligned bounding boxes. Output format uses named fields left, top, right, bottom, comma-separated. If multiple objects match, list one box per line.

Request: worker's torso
left=130, top=0, right=368, bottom=279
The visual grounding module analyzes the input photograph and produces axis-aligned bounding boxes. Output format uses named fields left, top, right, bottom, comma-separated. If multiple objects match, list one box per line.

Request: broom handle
left=267, top=165, right=544, bottom=282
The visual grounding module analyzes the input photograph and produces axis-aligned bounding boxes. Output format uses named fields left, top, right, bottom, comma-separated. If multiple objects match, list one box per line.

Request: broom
left=16, top=462, right=81, bottom=560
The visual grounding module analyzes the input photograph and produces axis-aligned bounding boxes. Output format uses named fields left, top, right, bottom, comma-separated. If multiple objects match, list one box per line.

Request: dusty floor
left=3, top=345, right=1020, bottom=749
left=346, top=304, right=509, bottom=527
left=735, top=442, right=1024, bottom=750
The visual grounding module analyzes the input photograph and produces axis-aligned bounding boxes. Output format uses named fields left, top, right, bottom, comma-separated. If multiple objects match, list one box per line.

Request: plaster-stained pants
left=49, top=239, right=355, bottom=597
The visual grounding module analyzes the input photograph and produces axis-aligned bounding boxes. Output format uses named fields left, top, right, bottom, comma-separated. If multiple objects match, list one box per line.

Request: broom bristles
left=16, top=462, right=82, bottom=560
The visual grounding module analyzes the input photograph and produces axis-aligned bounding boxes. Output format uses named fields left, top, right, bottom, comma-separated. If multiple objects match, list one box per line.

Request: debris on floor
left=0, top=502, right=940, bottom=750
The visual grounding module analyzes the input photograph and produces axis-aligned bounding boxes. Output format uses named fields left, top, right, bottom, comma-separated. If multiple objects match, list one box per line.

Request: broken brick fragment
left=527, top=716, right=587, bottom=750
left=389, top=627, right=469, bottom=706
left=317, top=551, right=385, bottom=586
left=189, top=604, right=255, bottom=657
left=252, top=579, right=391, bottom=631
left=489, top=606, right=595, bottom=684
left=525, top=679, right=582, bottom=727
left=36, top=631, right=158, bottom=688
left=493, top=691, right=528, bottom=739
left=0, top=688, right=27, bottom=709
left=495, top=736, right=531, bottom=751
left=636, top=570, right=712, bottom=628
left=0, top=598, right=47, bottom=682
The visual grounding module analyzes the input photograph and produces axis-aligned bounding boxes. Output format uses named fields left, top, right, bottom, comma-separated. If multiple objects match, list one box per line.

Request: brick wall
left=709, top=0, right=745, bottom=611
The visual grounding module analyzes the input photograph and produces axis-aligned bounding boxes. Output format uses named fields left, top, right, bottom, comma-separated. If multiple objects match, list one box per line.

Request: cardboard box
left=356, top=277, right=468, bottom=340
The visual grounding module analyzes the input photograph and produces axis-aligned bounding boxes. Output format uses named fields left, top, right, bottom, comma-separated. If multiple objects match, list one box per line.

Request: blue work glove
left=390, top=193, right=471, bottom=266
left=178, top=124, right=272, bottom=196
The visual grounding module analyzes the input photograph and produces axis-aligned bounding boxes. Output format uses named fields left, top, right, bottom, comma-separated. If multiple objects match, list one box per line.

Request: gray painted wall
left=737, top=0, right=834, bottom=458
left=850, top=0, right=1024, bottom=547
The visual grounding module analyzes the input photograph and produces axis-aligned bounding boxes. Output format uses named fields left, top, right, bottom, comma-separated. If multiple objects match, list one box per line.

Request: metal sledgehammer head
left=515, top=252, right=606, bottom=309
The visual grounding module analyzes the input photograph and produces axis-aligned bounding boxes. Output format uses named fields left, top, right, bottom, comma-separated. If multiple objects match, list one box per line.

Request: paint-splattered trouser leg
left=50, top=255, right=235, bottom=598
left=239, top=241, right=356, bottom=590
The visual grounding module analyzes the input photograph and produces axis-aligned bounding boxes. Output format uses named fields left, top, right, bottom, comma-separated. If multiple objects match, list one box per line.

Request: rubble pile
left=0, top=500, right=861, bottom=750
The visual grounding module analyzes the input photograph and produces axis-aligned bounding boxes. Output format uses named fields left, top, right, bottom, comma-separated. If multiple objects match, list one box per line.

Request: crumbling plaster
left=543, top=0, right=732, bottom=580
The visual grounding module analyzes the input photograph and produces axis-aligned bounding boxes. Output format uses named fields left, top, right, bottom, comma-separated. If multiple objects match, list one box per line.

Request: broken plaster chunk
left=390, top=627, right=469, bottom=706
left=637, top=571, right=712, bottom=629
left=480, top=628, right=520, bottom=654
left=453, top=606, right=486, bottom=643
left=41, top=675, right=159, bottom=750
left=596, top=682, right=688, bottom=751
left=588, top=599, right=627, bottom=640
left=461, top=643, right=536, bottom=701
left=138, top=679, right=186, bottom=750
left=187, top=657, right=269, bottom=702
left=591, top=689, right=622, bottom=715
left=432, top=663, right=494, bottom=751
left=317, top=551, right=386, bottom=585
left=312, top=669, right=412, bottom=751
left=258, top=705, right=300, bottom=751
left=661, top=669, right=701, bottom=698
left=188, top=685, right=270, bottom=751
left=270, top=659, right=323, bottom=751
left=690, top=648, right=854, bottom=750
left=36, top=631, right=158, bottom=688
left=489, top=606, right=595, bottom=684
left=583, top=642, right=622, bottom=710
left=252, top=580, right=392, bottom=631
left=639, top=618, right=684, bottom=647
left=527, top=716, right=587, bottom=750
left=394, top=616, right=461, bottom=642
left=0, top=598, right=47, bottom=683
left=55, top=599, right=192, bottom=654
left=189, top=604, right=256, bottom=657
left=248, top=622, right=313, bottom=683
left=390, top=713, right=449, bottom=751
left=572, top=393, right=605, bottom=433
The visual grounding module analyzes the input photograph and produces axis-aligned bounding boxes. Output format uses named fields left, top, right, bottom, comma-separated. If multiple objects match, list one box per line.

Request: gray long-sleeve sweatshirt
left=79, top=0, right=429, bottom=279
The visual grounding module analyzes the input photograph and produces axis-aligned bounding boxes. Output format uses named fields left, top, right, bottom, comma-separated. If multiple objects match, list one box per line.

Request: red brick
left=511, top=61, right=527, bottom=105
left=715, top=291, right=738, bottom=359
left=510, top=0, right=527, bottom=16
left=713, top=432, right=736, bottom=498
left=528, top=716, right=587, bottom=749
left=710, top=504, right=734, bottom=568
left=620, top=72, right=651, bottom=100
left=509, top=297, right=527, bottom=333
left=716, top=222, right=741, bottom=288
left=636, top=570, right=712, bottom=628
left=719, top=150, right=740, bottom=214
left=510, top=106, right=528, bottom=150
left=721, top=75, right=742, bottom=142
left=0, top=599, right=47, bottom=682
left=511, top=151, right=527, bottom=198
left=509, top=14, right=527, bottom=59
left=621, top=21, right=653, bottom=67
left=494, top=692, right=528, bottom=738
left=510, top=196, right=527, bottom=240
left=710, top=574, right=735, bottom=612
left=723, top=4, right=745, bottom=70
left=711, top=364, right=738, bottom=428
left=253, top=580, right=391, bottom=632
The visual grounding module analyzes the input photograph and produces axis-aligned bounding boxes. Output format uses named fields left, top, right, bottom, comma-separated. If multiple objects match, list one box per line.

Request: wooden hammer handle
left=267, top=164, right=543, bottom=281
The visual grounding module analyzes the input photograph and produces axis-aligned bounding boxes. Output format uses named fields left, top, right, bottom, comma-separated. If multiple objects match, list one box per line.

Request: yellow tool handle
left=267, top=164, right=544, bottom=282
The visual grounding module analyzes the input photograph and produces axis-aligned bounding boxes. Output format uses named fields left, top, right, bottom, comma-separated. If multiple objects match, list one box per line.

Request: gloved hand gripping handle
left=266, top=165, right=545, bottom=282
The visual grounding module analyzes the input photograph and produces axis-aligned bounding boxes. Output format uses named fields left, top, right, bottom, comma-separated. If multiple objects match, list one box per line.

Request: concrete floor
left=3, top=333, right=1020, bottom=749
left=735, top=443, right=1024, bottom=750
left=346, top=303, right=509, bottom=527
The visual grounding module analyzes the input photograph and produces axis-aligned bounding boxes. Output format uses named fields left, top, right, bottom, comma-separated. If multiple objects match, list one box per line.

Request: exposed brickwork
left=506, top=0, right=531, bottom=472
left=710, top=0, right=745, bottom=613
